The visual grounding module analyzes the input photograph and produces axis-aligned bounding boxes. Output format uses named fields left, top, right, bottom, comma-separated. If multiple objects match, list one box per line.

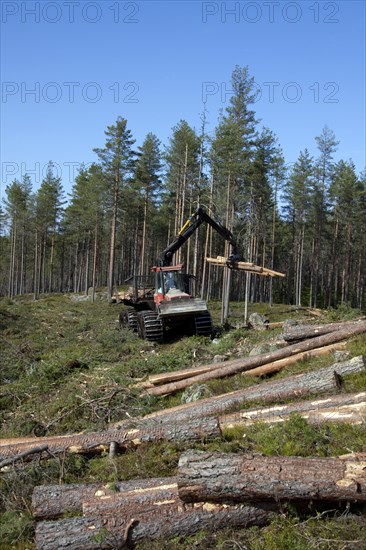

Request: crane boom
left=159, top=207, right=240, bottom=267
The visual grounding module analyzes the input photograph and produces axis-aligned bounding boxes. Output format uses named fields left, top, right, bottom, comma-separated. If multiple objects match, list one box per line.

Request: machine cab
left=151, top=264, right=191, bottom=305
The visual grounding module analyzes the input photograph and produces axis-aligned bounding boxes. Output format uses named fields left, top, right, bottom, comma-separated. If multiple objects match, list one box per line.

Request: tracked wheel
left=194, top=311, right=213, bottom=337
left=138, top=311, right=164, bottom=342
left=119, top=310, right=138, bottom=332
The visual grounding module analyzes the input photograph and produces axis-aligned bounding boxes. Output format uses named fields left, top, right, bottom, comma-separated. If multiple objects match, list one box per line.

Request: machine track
left=138, top=311, right=164, bottom=342
left=119, top=310, right=138, bottom=332
left=194, top=311, right=213, bottom=337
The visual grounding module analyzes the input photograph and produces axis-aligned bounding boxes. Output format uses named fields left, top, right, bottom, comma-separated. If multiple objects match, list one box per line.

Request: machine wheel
left=194, top=311, right=213, bottom=337
left=119, top=310, right=138, bottom=332
left=137, top=311, right=164, bottom=342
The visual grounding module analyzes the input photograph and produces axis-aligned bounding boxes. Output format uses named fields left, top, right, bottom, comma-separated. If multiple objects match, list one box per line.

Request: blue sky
left=1, top=0, right=365, bottom=198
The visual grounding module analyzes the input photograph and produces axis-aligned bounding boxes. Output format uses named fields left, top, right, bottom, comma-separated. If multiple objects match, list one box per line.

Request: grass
left=0, top=292, right=365, bottom=548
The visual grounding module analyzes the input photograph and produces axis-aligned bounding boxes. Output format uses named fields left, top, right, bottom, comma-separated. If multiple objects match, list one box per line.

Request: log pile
left=3, top=356, right=364, bottom=466
left=33, top=449, right=366, bottom=549
left=7, top=316, right=366, bottom=548
left=34, top=477, right=274, bottom=549
left=142, top=321, right=366, bottom=397
left=141, top=356, right=366, bottom=422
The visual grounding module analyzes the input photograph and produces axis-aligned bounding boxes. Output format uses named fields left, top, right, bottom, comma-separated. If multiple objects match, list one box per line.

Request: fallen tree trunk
left=283, top=319, right=366, bottom=342
left=243, top=342, right=346, bottom=377
left=178, top=451, right=366, bottom=504
left=32, top=477, right=176, bottom=520
left=143, top=322, right=366, bottom=397
left=141, top=342, right=346, bottom=389
left=220, top=392, right=366, bottom=428
left=0, top=416, right=220, bottom=461
left=35, top=502, right=274, bottom=550
left=142, top=356, right=365, bottom=424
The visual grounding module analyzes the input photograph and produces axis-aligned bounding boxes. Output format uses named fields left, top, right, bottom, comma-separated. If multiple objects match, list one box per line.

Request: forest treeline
left=1, top=66, right=365, bottom=313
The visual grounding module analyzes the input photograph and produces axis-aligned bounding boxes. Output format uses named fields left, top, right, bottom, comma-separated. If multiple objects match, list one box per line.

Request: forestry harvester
left=119, top=207, right=240, bottom=342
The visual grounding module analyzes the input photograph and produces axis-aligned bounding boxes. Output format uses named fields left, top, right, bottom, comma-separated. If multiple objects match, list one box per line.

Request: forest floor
left=0, top=292, right=366, bottom=549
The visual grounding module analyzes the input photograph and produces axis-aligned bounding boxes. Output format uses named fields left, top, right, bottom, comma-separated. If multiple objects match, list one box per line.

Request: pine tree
left=4, top=175, right=33, bottom=297
left=282, top=150, right=314, bottom=306
left=34, top=162, right=65, bottom=295
left=134, top=133, right=163, bottom=276
left=328, top=160, right=362, bottom=305
left=94, top=117, right=136, bottom=302
left=211, top=65, right=259, bottom=322
left=311, top=126, right=339, bottom=306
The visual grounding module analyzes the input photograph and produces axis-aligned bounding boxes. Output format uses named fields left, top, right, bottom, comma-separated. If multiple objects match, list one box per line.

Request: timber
left=206, top=256, right=285, bottom=277
left=220, top=391, right=366, bottom=428
left=283, top=319, right=366, bottom=342
left=143, top=322, right=366, bottom=396
left=32, top=477, right=176, bottom=520
left=178, top=451, right=366, bottom=504
left=140, top=342, right=345, bottom=388
left=242, top=342, right=346, bottom=377
left=0, top=417, right=220, bottom=462
left=35, top=502, right=273, bottom=550
left=142, top=356, right=366, bottom=424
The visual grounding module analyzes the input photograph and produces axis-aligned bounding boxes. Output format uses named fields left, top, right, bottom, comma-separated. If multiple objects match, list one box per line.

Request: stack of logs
left=1, top=318, right=366, bottom=549
left=34, top=451, right=366, bottom=549
left=139, top=319, right=366, bottom=397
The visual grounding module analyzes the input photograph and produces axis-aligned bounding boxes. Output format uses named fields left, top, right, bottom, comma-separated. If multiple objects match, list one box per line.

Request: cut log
left=35, top=502, right=274, bottom=550
left=243, top=342, right=346, bottom=377
left=82, top=479, right=180, bottom=517
left=283, top=319, right=366, bottom=342
left=178, top=451, right=366, bottom=504
left=143, top=322, right=366, bottom=396
left=0, top=416, right=220, bottom=461
left=142, top=357, right=366, bottom=424
left=206, top=256, right=285, bottom=277
left=220, top=392, right=366, bottom=428
left=140, top=342, right=346, bottom=389
left=32, top=477, right=176, bottom=520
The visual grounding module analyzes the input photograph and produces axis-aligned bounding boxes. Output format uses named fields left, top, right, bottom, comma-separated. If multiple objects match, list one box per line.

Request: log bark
left=35, top=502, right=274, bottom=550
left=243, top=342, right=346, bottom=377
left=220, top=392, right=366, bottom=428
left=143, top=322, right=366, bottom=396
left=283, top=319, right=366, bottom=342
left=142, top=357, right=366, bottom=424
left=178, top=451, right=366, bottom=504
left=1, top=416, right=220, bottom=461
left=32, top=477, right=176, bottom=520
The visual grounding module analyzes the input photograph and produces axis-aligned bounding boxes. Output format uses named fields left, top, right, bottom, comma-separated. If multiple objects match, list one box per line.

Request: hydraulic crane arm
left=159, top=206, right=240, bottom=267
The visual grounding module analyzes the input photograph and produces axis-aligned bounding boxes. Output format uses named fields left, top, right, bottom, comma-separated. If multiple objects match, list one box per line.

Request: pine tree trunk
left=178, top=451, right=366, bottom=503
left=107, top=176, right=119, bottom=303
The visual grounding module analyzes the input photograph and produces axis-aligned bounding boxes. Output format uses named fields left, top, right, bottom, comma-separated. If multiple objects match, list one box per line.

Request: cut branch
left=0, top=444, right=49, bottom=469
